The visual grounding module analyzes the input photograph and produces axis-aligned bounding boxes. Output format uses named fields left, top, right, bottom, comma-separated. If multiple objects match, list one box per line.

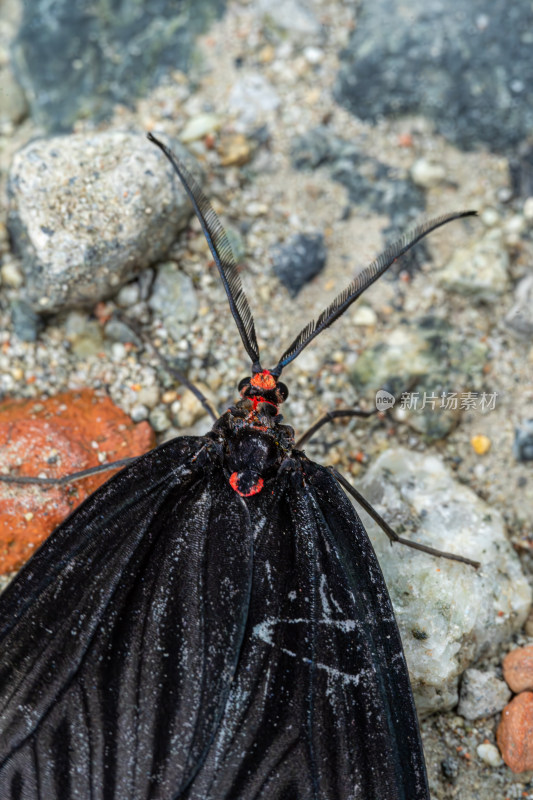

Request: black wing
left=0, top=437, right=254, bottom=799
left=179, top=460, right=429, bottom=800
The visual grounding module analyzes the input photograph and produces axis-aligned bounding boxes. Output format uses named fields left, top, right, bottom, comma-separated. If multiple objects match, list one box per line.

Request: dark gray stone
left=271, top=232, right=327, bottom=296
left=291, top=127, right=426, bottom=270
left=335, top=0, right=533, bottom=152
left=11, top=0, right=225, bottom=132
left=514, top=420, right=533, bottom=462
left=8, top=131, right=198, bottom=313
left=10, top=299, right=42, bottom=342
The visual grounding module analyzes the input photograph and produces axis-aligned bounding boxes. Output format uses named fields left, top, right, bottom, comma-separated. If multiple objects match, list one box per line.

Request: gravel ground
left=0, top=0, right=532, bottom=797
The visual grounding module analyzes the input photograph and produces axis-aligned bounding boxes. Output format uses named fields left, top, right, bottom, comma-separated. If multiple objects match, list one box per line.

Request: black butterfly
left=0, top=133, right=477, bottom=800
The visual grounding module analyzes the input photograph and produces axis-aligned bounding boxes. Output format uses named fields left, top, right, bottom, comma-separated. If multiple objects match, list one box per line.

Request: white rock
left=480, top=207, right=499, bottom=227
left=180, top=113, right=222, bottom=143
left=351, top=305, right=377, bottom=326
left=476, top=742, right=503, bottom=767
left=354, top=448, right=532, bottom=716
left=0, top=257, right=23, bottom=288
left=411, top=158, right=446, bottom=188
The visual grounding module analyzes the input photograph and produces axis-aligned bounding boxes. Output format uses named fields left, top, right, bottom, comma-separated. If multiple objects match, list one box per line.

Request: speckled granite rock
left=355, top=449, right=531, bottom=716
left=7, top=131, right=197, bottom=313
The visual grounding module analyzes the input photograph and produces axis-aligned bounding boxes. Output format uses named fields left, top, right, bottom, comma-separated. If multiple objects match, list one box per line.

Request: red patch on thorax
left=229, top=471, right=264, bottom=497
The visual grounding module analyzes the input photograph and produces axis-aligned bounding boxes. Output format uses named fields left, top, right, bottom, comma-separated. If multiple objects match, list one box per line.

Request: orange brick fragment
left=503, top=645, right=533, bottom=693
left=497, top=692, right=533, bottom=772
left=0, top=389, right=155, bottom=574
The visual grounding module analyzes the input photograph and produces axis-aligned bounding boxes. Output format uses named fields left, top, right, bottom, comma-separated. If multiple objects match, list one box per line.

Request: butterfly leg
left=114, top=310, right=218, bottom=421
left=0, top=457, right=137, bottom=487
left=295, top=407, right=379, bottom=448
left=328, top=466, right=480, bottom=568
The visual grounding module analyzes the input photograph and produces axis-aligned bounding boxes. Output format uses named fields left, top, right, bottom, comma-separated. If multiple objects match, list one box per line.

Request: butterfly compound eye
left=277, top=382, right=289, bottom=402
left=238, top=377, right=251, bottom=393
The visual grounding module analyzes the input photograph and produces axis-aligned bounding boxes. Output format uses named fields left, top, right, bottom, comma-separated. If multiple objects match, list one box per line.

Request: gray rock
left=356, top=448, right=531, bottom=715
left=505, top=274, right=533, bottom=336
left=148, top=262, right=198, bottom=341
left=130, top=404, right=149, bottom=423
left=10, top=299, right=42, bottom=342
left=116, top=283, right=141, bottom=308
left=271, top=232, right=327, bottom=296
left=11, top=0, right=226, bottom=132
left=8, top=131, right=196, bottom=313
left=437, top=232, right=510, bottom=302
left=104, top=318, right=142, bottom=347
left=457, top=668, right=511, bottom=720
left=335, top=0, right=533, bottom=152
left=64, top=310, right=104, bottom=356
left=148, top=407, right=171, bottom=433
left=513, top=420, right=533, bottom=462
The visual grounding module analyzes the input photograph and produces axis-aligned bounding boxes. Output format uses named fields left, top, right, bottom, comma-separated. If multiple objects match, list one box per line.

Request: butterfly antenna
left=272, top=210, right=477, bottom=375
left=148, top=132, right=262, bottom=372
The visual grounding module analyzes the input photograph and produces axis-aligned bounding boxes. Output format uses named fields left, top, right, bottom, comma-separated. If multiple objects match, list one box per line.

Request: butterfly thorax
left=211, top=370, right=294, bottom=497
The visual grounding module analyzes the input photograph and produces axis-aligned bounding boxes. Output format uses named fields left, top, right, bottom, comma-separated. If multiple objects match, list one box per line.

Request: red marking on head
left=229, top=471, right=264, bottom=497
left=251, top=371, right=277, bottom=391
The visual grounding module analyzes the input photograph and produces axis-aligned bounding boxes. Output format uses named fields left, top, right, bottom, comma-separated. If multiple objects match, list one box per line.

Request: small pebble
left=471, top=434, right=491, bottom=455
left=410, top=158, right=446, bottom=188
left=110, top=342, right=127, bottom=363
left=180, top=113, right=222, bottom=143
left=352, top=305, right=377, bottom=326
left=458, top=668, right=511, bottom=720
left=476, top=742, right=503, bottom=767
left=523, top=196, right=533, bottom=222
left=136, top=386, right=160, bottom=410
left=480, top=207, right=499, bottom=227
left=10, top=300, right=42, bottom=342
left=503, top=645, right=533, bottom=693
left=1, top=258, right=23, bottom=288
left=148, top=407, right=171, bottom=433
left=525, top=608, right=533, bottom=638
left=271, top=232, right=327, bottom=296
left=303, top=46, right=324, bottom=65
left=513, top=420, right=533, bottom=462
left=130, top=404, right=149, bottom=422
left=116, top=283, right=140, bottom=307
left=218, top=133, right=252, bottom=166
left=497, top=691, right=533, bottom=773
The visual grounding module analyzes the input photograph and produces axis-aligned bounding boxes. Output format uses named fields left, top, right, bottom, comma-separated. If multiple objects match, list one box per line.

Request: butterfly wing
left=181, top=459, right=429, bottom=800
left=0, top=437, right=254, bottom=799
